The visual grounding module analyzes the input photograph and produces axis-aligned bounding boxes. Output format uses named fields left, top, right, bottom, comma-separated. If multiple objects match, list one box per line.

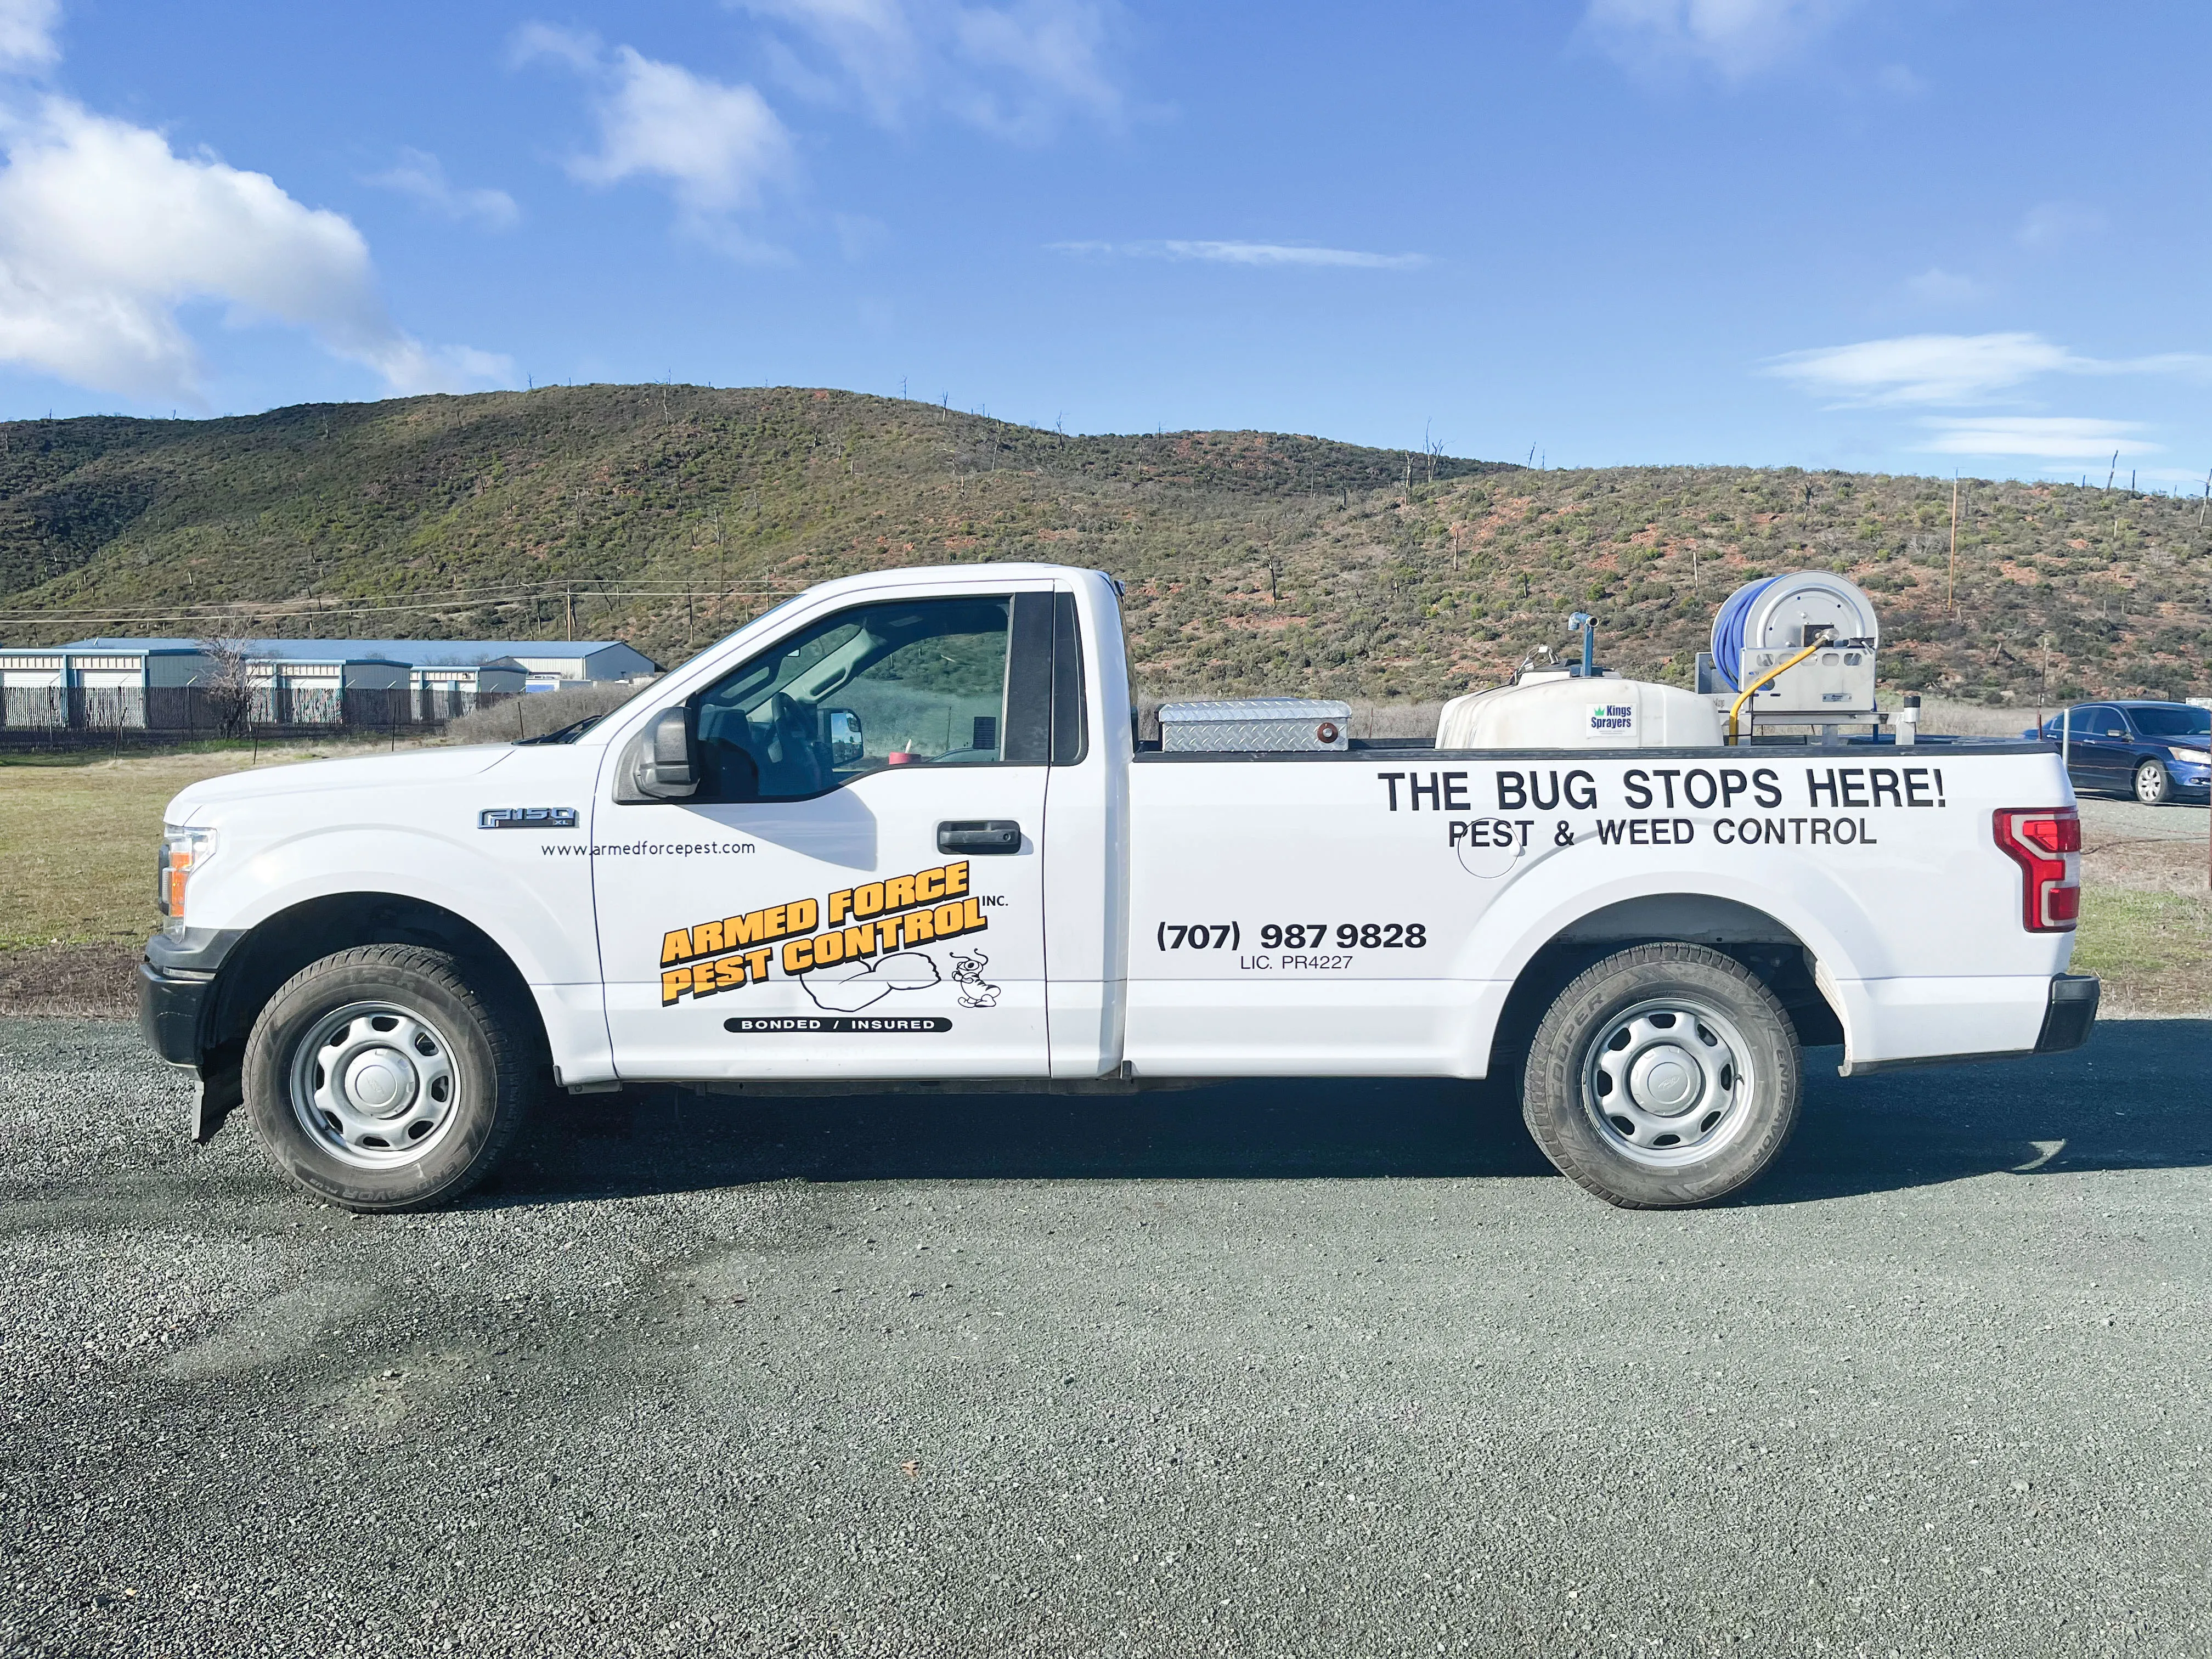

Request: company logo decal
left=658, top=859, right=991, bottom=1007
left=1587, top=703, right=1633, bottom=735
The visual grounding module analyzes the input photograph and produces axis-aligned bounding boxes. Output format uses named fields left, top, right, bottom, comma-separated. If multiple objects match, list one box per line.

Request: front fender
left=190, top=824, right=597, bottom=989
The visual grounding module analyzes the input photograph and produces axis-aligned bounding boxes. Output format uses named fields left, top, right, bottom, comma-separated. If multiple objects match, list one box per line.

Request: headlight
left=156, top=826, right=216, bottom=933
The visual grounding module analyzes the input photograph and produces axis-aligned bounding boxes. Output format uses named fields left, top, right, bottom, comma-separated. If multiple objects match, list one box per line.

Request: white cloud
left=0, top=97, right=508, bottom=403
left=736, top=0, right=1121, bottom=138
left=1766, top=332, right=2073, bottom=404
left=1050, top=238, right=1426, bottom=270
left=1875, top=63, right=1924, bottom=95
left=1918, top=417, right=2160, bottom=460
left=1583, top=0, right=1853, bottom=80
left=0, top=0, right=57, bottom=70
left=1763, top=331, right=2212, bottom=407
left=366, top=148, right=520, bottom=231
left=2016, top=199, right=2103, bottom=251
left=517, top=26, right=794, bottom=250
left=1901, top=267, right=1980, bottom=305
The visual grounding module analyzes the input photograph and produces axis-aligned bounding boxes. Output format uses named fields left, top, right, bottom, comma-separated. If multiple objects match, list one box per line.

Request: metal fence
left=0, top=685, right=518, bottom=744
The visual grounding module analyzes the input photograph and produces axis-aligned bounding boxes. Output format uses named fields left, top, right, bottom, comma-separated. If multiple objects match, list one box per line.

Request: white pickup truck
left=142, top=562, right=2097, bottom=1213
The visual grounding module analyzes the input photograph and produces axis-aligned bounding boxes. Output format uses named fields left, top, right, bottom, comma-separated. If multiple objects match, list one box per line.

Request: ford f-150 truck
left=140, top=562, right=2098, bottom=1213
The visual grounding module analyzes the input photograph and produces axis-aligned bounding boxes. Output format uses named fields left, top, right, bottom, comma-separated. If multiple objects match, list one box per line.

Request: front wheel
left=1521, top=944, right=1799, bottom=1208
left=2134, top=759, right=2172, bottom=805
left=242, top=945, right=534, bottom=1212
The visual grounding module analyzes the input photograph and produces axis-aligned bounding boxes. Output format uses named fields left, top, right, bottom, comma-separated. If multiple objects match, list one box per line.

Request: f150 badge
left=478, top=808, right=579, bottom=830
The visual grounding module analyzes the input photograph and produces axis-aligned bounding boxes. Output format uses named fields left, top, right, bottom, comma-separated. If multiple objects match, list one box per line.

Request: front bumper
left=136, top=926, right=244, bottom=1067
left=138, top=928, right=248, bottom=1142
left=2034, top=973, right=2100, bottom=1054
left=138, top=960, right=214, bottom=1066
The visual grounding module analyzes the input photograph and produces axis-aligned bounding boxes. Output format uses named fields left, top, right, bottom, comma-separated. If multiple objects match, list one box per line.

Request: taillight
left=1993, top=808, right=2080, bottom=932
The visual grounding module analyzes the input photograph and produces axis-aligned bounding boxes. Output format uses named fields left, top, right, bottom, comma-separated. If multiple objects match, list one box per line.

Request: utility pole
left=565, top=590, right=575, bottom=642
left=2105, top=451, right=2118, bottom=491
left=1948, top=474, right=1959, bottom=615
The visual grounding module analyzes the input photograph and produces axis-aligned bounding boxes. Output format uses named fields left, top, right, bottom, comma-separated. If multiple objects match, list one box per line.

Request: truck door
left=591, top=586, right=1059, bottom=1081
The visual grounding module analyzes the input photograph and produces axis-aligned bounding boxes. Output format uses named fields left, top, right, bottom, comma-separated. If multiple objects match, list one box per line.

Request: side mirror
left=825, top=707, right=864, bottom=768
left=633, top=706, right=697, bottom=800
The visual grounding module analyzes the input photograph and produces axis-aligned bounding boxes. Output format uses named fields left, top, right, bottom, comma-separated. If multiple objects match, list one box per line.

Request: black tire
left=242, top=945, right=533, bottom=1212
left=1521, top=944, right=1799, bottom=1209
left=2134, top=759, right=2172, bottom=806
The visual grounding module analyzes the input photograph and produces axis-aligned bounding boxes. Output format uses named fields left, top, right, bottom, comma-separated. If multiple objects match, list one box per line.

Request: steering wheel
left=766, top=692, right=826, bottom=794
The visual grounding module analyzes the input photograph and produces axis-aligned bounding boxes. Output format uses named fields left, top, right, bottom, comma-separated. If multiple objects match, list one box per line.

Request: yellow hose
left=1727, top=642, right=1825, bottom=742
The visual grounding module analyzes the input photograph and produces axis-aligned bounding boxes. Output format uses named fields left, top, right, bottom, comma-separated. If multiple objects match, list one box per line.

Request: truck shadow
left=484, top=1019, right=2212, bottom=1207
left=1756, top=1015, right=2212, bottom=1204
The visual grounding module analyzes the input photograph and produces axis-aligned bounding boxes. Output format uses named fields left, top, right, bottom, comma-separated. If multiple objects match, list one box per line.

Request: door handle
left=938, top=820, right=1022, bottom=854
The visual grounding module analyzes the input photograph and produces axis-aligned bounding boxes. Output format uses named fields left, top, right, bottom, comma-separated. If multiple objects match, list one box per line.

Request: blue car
left=2025, top=700, right=2212, bottom=805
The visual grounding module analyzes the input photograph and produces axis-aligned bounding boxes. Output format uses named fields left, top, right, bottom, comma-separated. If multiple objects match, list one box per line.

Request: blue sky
left=0, top=0, right=2205, bottom=483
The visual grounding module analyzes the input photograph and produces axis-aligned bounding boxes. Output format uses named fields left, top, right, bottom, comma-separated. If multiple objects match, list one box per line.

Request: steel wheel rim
left=1581, top=996, right=1757, bottom=1168
left=288, top=1000, right=462, bottom=1169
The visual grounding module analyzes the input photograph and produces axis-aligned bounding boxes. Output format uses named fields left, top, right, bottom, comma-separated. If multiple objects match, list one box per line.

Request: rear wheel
left=1521, top=944, right=1799, bottom=1208
left=242, top=945, right=533, bottom=1212
left=2134, top=759, right=2172, bottom=805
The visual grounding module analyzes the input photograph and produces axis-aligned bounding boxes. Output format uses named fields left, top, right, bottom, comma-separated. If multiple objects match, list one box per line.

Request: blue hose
left=1710, top=575, right=1780, bottom=692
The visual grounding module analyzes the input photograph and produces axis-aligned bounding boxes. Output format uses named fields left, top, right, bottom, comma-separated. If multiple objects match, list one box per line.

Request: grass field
left=0, top=743, right=2198, bottom=1017
left=0, top=742, right=437, bottom=1014
left=2070, top=889, right=2211, bottom=1011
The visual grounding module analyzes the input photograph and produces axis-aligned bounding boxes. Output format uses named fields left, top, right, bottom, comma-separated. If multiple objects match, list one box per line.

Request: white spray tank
left=1435, top=613, right=1724, bottom=749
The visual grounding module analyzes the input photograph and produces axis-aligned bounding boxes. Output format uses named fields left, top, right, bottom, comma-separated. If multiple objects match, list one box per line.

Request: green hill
left=1, top=385, right=2205, bottom=706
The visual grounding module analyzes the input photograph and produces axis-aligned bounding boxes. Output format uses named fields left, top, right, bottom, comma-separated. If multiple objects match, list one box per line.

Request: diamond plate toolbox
left=1157, top=697, right=1352, bottom=753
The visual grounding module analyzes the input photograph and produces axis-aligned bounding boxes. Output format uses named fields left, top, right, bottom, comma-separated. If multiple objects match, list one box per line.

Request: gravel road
left=4, top=1016, right=2209, bottom=1657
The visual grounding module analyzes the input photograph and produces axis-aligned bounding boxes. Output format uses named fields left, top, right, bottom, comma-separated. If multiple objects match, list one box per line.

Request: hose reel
left=1698, top=571, right=1881, bottom=719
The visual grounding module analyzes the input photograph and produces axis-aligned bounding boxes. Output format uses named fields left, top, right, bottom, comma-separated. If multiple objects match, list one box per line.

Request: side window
left=691, top=596, right=1012, bottom=802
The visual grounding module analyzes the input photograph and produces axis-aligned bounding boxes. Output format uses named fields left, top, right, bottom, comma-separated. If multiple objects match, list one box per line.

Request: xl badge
left=478, top=807, right=579, bottom=830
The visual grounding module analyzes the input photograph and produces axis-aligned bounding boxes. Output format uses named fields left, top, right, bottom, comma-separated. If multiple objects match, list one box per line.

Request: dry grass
left=445, top=682, right=648, bottom=746
left=0, top=739, right=429, bottom=957
left=2070, top=800, right=2212, bottom=1015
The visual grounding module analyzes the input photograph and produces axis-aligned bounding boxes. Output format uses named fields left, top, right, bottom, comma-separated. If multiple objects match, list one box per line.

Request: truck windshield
left=2130, top=706, right=2212, bottom=739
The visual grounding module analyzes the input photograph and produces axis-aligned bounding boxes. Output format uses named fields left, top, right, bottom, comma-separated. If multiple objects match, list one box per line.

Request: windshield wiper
left=514, top=715, right=603, bottom=746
